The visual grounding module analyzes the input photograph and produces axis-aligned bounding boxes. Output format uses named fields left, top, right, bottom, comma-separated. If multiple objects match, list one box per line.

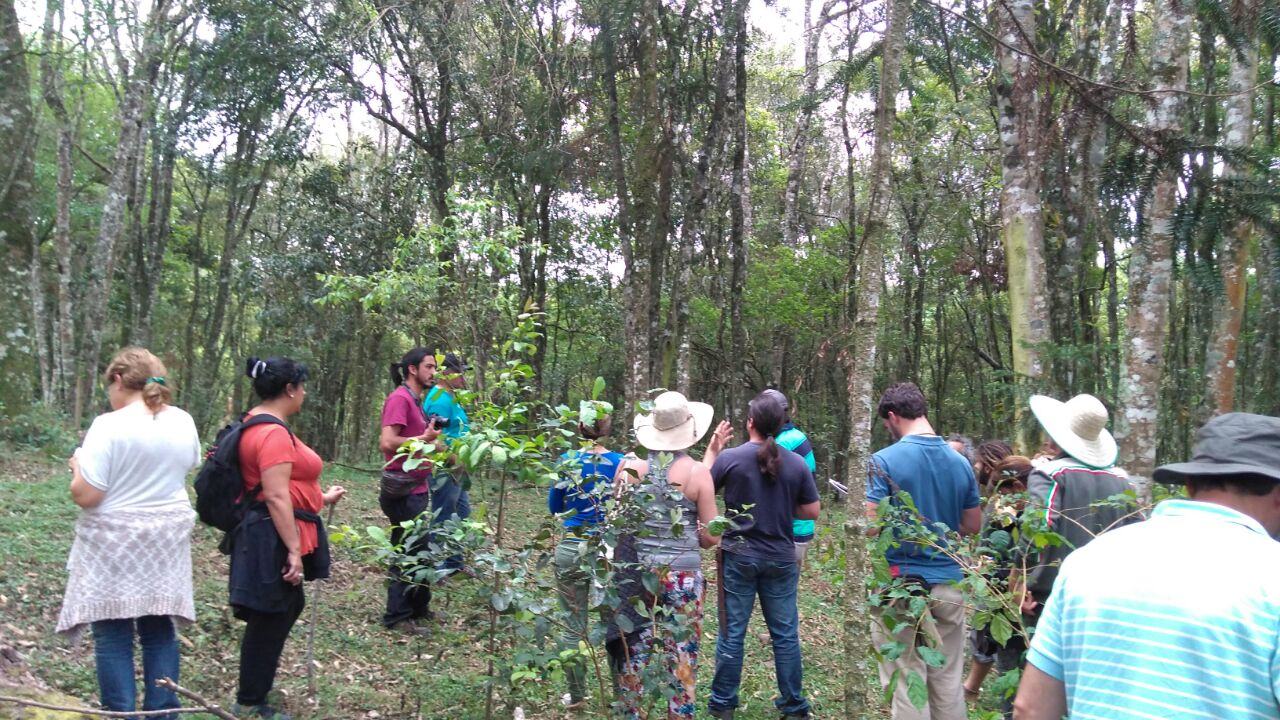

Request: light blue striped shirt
left=1027, top=499, right=1280, bottom=720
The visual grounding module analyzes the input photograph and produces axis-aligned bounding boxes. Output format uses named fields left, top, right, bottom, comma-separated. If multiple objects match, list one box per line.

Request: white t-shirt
left=75, top=401, right=202, bottom=512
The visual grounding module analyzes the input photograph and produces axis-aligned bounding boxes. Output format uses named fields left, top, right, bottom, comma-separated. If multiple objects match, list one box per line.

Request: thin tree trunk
left=783, top=0, right=847, bottom=245
left=995, top=0, right=1049, bottom=449
left=728, top=0, right=751, bottom=419
left=841, top=0, right=905, bottom=714
left=76, top=0, right=174, bottom=425
left=41, top=0, right=77, bottom=405
left=1118, top=0, right=1190, bottom=502
left=1203, top=0, right=1258, bottom=415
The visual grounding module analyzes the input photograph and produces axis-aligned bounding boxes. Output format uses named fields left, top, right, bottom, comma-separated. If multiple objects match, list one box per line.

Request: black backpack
left=194, top=413, right=294, bottom=532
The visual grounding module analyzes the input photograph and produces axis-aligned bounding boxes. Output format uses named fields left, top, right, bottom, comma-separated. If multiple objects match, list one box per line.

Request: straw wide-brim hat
left=634, top=391, right=714, bottom=452
left=1028, top=393, right=1118, bottom=469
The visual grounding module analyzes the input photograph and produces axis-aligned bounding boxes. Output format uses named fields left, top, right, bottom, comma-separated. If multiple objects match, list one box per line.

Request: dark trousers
left=380, top=490, right=434, bottom=627
left=236, top=582, right=305, bottom=705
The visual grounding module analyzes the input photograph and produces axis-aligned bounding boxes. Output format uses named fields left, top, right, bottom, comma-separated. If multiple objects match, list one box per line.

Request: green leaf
left=592, top=376, right=606, bottom=400
left=918, top=645, right=946, bottom=668
left=615, top=614, right=634, bottom=633
left=990, top=613, right=1014, bottom=646
left=906, top=671, right=928, bottom=710
left=366, top=526, right=388, bottom=545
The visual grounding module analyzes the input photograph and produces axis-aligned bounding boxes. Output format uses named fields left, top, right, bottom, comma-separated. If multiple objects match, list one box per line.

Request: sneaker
left=230, top=703, right=292, bottom=719
left=709, top=709, right=735, bottom=719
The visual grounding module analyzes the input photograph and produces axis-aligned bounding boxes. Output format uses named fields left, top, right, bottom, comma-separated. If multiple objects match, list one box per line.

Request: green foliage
left=0, top=404, right=79, bottom=457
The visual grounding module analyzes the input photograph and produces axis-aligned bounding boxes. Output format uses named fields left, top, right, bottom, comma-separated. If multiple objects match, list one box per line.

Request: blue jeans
left=709, top=552, right=810, bottom=717
left=92, top=615, right=180, bottom=719
left=430, top=470, right=471, bottom=571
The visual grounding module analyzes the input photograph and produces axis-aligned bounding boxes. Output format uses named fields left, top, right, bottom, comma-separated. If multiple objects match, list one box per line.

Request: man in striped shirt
left=1013, top=412, right=1280, bottom=720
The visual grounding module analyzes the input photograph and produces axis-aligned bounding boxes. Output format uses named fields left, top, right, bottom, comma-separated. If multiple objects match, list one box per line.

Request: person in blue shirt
left=866, top=382, right=981, bottom=720
left=762, top=389, right=818, bottom=564
left=422, top=352, right=472, bottom=575
left=547, top=402, right=621, bottom=708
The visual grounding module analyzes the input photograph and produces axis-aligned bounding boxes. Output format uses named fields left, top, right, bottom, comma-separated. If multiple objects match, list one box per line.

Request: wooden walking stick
left=307, top=504, right=337, bottom=697
left=716, top=546, right=726, bottom=639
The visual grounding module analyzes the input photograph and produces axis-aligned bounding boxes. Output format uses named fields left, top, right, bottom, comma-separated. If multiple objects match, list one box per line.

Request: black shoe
left=231, top=703, right=292, bottom=719
left=388, top=619, right=431, bottom=636
left=709, top=709, right=735, bottom=719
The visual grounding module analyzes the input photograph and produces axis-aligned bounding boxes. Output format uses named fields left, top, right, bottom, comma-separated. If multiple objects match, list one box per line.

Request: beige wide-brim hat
left=1029, top=393, right=1119, bottom=469
left=634, top=391, right=714, bottom=452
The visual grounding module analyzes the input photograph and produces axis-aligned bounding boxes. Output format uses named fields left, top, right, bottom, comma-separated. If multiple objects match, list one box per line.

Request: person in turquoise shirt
left=422, top=353, right=471, bottom=574
left=763, top=389, right=817, bottom=564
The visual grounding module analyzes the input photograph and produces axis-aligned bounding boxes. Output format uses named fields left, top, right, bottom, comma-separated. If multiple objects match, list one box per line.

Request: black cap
left=1152, top=413, right=1280, bottom=485
left=442, top=353, right=468, bottom=373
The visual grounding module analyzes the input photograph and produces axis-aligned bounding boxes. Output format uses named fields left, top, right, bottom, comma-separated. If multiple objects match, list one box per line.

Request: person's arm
left=865, top=456, right=890, bottom=537
left=702, top=420, right=733, bottom=469
left=379, top=423, right=442, bottom=456
left=1012, top=663, right=1068, bottom=720
left=865, top=501, right=882, bottom=537
left=548, top=479, right=568, bottom=514
left=68, top=456, right=106, bottom=509
left=689, top=463, right=721, bottom=548
left=259, top=462, right=303, bottom=585
left=796, top=500, right=821, bottom=520
left=959, top=505, right=983, bottom=536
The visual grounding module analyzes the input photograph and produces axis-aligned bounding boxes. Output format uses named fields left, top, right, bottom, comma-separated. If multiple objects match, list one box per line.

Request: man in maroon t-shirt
left=379, top=348, right=445, bottom=634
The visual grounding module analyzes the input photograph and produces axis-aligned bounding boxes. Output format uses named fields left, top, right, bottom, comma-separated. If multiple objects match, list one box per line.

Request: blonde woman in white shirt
left=57, top=347, right=202, bottom=720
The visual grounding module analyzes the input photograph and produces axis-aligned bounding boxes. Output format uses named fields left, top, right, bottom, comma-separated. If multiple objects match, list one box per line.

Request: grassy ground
left=0, top=448, right=855, bottom=719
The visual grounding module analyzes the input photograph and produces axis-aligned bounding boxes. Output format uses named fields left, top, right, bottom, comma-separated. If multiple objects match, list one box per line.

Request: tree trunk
left=41, top=0, right=77, bottom=406
left=75, top=0, right=173, bottom=425
left=994, top=0, right=1049, bottom=449
left=1203, top=0, right=1258, bottom=416
left=728, top=0, right=751, bottom=419
left=0, top=0, right=38, bottom=415
left=783, top=0, right=846, bottom=245
left=1118, top=0, right=1190, bottom=502
left=841, top=0, right=905, bottom=714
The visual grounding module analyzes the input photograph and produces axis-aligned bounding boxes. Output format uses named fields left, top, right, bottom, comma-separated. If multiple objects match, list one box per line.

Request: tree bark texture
left=41, top=0, right=78, bottom=407
left=841, top=0, right=905, bottom=715
left=994, top=0, right=1049, bottom=448
left=1118, top=0, right=1190, bottom=501
left=1203, top=0, right=1258, bottom=416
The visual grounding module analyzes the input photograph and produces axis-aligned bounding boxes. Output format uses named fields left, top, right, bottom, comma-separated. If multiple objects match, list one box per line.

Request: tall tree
left=1203, top=0, right=1259, bottom=415
left=0, top=0, right=38, bottom=415
left=994, top=0, right=1050, bottom=447
left=1118, top=0, right=1191, bottom=500
left=841, top=0, right=905, bottom=714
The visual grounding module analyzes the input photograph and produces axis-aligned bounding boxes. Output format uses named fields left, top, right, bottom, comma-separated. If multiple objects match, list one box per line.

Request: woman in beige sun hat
left=611, top=391, right=721, bottom=719
left=1027, top=393, right=1119, bottom=469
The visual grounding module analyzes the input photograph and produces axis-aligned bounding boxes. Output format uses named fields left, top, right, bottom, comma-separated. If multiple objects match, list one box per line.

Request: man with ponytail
left=706, top=391, right=820, bottom=720
left=867, top=382, right=981, bottom=720
left=378, top=348, right=444, bottom=634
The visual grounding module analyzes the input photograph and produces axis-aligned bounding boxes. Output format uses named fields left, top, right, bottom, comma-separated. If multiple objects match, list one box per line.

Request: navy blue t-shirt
left=867, top=434, right=980, bottom=584
left=711, top=442, right=820, bottom=562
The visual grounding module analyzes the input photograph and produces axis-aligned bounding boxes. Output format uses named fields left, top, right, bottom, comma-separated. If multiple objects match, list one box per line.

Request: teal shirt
left=777, top=425, right=817, bottom=539
left=422, top=386, right=469, bottom=439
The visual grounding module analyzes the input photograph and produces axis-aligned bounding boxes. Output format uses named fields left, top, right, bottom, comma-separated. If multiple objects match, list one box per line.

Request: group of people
left=52, top=344, right=1280, bottom=720
left=868, top=381, right=1280, bottom=720
left=57, top=349, right=346, bottom=719
left=544, top=388, right=821, bottom=719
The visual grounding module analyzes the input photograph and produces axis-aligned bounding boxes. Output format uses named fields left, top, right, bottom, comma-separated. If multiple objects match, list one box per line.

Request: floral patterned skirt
left=615, top=568, right=704, bottom=719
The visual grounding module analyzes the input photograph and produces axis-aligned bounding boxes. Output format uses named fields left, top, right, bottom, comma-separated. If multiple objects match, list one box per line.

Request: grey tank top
left=633, top=455, right=701, bottom=571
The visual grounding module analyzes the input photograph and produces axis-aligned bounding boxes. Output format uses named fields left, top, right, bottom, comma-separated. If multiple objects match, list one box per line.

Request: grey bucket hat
left=1152, top=412, right=1280, bottom=485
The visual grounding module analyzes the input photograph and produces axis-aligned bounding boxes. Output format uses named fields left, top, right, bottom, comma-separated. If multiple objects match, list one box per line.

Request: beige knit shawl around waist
left=56, top=504, right=196, bottom=637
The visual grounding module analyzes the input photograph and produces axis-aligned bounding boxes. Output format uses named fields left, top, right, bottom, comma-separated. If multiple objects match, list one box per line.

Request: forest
left=0, top=0, right=1277, bottom=714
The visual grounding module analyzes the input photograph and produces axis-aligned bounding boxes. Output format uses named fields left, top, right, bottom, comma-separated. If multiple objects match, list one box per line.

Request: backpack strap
left=238, top=413, right=297, bottom=502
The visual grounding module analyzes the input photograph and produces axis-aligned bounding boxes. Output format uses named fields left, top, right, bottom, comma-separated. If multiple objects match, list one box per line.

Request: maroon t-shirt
left=380, top=384, right=431, bottom=491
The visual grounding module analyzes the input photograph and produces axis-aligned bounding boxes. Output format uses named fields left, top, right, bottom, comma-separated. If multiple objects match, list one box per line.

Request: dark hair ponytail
left=245, top=356, right=309, bottom=400
left=748, top=391, right=786, bottom=481
left=390, top=347, right=432, bottom=386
